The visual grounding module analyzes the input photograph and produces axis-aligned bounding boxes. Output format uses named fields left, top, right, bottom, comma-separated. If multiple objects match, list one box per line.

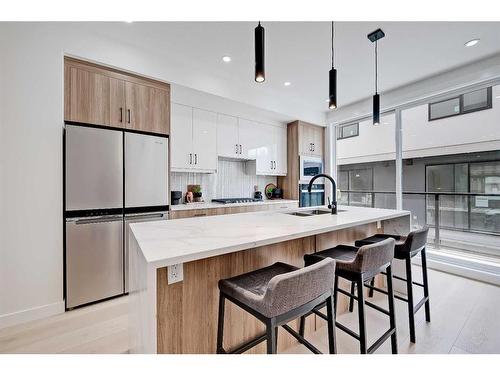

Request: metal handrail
left=339, top=190, right=500, bottom=248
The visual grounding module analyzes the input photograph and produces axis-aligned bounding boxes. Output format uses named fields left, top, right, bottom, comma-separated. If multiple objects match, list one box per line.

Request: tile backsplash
left=170, top=159, right=277, bottom=202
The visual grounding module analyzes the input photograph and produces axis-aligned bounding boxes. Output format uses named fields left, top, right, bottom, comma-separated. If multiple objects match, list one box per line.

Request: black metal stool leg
left=421, top=247, right=431, bottom=323
left=326, top=293, right=337, bottom=354
left=386, top=265, right=398, bottom=354
left=368, top=277, right=375, bottom=298
left=405, top=256, right=416, bottom=343
left=333, top=275, right=339, bottom=311
left=349, top=282, right=355, bottom=312
left=299, top=315, right=306, bottom=337
left=216, top=292, right=225, bottom=353
left=266, top=322, right=277, bottom=354
left=357, top=276, right=367, bottom=354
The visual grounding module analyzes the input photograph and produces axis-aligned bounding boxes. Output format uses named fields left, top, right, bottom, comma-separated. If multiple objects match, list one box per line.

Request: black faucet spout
left=307, top=173, right=338, bottom=214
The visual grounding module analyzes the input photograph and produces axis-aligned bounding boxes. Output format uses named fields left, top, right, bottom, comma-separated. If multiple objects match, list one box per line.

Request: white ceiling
left=80, top=22, right=500, bottom=123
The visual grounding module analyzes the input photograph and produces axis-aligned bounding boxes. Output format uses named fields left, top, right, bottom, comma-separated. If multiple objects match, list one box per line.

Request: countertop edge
left=143, top=210, right=411, bottom=268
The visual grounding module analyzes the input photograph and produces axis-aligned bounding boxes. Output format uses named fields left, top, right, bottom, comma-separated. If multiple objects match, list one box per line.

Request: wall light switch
left=167, top=263, right=184, bottom=284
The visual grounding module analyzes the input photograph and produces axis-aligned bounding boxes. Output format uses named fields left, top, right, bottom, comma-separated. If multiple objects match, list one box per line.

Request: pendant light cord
left=375, top=40, right=378, bottom=94
left=331, top=21, right=335, bottom=68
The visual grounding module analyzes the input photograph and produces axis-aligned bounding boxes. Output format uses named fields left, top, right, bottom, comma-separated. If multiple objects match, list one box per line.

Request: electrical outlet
left=167, top=263, right=183, bottom=284
left=377, top=220, right=382, bottom=229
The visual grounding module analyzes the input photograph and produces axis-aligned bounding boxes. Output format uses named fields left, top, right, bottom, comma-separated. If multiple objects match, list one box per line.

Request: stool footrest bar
left=367, top=327, right=397, bottom=354
left=414, top=296, right=429, bottom=314
left=281, top=324, right=322, bottom=354
left=227, top=333, right=267, bottom=354
left=365, top=300, right=390, bottom=316
left=335, top=322, right=360, bottom=340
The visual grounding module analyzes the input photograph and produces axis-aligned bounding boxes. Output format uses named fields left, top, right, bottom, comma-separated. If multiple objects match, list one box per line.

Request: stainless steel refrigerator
left=65, top=125, right=168, bottom=309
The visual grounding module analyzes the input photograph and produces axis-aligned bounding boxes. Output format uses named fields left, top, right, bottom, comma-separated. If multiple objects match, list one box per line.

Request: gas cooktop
left=212, top=198, right=263, bottom=204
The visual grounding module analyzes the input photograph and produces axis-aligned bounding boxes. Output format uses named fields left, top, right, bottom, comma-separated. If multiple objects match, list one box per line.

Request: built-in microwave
left=300, top=156, right=324, bottom=182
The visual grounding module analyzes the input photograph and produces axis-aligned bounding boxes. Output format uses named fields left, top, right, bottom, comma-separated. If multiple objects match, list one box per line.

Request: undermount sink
left=284, top=208, right=347, bottom=217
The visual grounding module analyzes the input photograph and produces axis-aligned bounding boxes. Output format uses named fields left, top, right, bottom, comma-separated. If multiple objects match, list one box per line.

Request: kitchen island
left=128, top=205, right=410, bottom=354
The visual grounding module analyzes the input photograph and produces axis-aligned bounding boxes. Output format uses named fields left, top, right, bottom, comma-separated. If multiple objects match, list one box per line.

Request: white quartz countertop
left=169, top=199, right=298, bottom=211
left=130, top=205, right=410, bottom=268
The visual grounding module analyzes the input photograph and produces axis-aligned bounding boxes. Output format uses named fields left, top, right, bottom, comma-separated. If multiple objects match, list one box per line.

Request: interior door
left=170, top=103, right=193, bottom=170
left=125, top=133, right=168, bottom=208
left=65, top=125, right=123, bottom=211
left=216, top=113, right=240, bottom=158
left=192, top=108, right=217, bottom=171
left=125, top=82, right=169, bottom=135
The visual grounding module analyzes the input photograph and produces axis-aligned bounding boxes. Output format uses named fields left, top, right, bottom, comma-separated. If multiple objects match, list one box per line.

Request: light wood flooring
left=1, top=266, right=499, bottom=354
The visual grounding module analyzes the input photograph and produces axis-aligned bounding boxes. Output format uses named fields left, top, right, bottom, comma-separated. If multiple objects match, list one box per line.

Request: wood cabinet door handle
left=127, top=109, right=131, bottom=124
left=120, top=107, right=123, bottom=123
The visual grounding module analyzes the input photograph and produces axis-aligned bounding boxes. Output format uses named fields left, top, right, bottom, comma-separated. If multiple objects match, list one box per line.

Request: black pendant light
left=329, top=21, right=337, bottom=110
left=255, top=22, right=265, bottom=83
left=368, top=28, right=385, bottom=125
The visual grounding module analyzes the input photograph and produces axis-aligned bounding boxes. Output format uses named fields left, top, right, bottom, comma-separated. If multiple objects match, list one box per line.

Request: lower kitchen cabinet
left=169, top=201, right=298, bottom=220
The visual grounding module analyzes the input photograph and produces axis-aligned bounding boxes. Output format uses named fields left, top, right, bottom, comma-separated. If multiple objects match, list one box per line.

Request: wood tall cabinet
left=64, top=57, right=170, bottom=135
left=277, top=120, right=325, bottom=200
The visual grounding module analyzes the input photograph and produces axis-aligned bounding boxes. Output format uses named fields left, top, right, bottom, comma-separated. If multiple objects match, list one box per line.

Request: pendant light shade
left=329, top=68, right=337, bottom=109
left=373, top=93, right=380, bottom=125
left=328, top=21, right=337, bottom=110
left=255, top=22, right=265, bottom=83
left=367, top=28, right=385, bottom=125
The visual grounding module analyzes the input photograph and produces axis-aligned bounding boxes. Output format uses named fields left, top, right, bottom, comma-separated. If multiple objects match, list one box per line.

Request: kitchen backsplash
left=170, top=159, right=277, bottom=202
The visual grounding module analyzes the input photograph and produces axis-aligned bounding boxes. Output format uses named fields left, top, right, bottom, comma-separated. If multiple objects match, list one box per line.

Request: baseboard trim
left=412, top=250, right=500, bottom=287
left=0, top=301, right=65, bottom=330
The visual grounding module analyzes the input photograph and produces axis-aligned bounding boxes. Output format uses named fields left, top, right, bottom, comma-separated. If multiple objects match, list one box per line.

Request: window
left=337, top=123, right=359, bottom=139
left=428, top=87, right=492, bottom=121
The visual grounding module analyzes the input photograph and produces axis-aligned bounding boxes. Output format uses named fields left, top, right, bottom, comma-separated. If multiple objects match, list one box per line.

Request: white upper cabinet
left=217, top=114, right=239, bottom=158
left=171, top=103, right=287, bottom=176
left=192, top=109, right=217, bottom=172
left=238, top=118, right=264, bottom=160
left=171, top=104, right=217, bottom=173
left=275, top=125, right=288, bottom=175
left=170, top=103, right=193, bottom=170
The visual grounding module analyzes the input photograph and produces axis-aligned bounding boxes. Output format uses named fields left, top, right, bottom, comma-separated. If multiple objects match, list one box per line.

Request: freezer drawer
left=125, top=133, right=168, bottom=208
left=65, top=125, right=123, bottom=211
left=65, top=215, right=124, bottom=308
left=124, top=211, right=168, bottom=292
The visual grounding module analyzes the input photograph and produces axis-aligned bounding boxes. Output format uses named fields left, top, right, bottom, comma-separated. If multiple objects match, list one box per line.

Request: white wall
left=0, top=23, right=293, bottom=327
left=337, top=86, right=500, bottom=165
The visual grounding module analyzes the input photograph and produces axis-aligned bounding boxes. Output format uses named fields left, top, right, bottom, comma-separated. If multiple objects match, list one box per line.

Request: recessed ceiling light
left=284, top=81, right=291, bottom=86
left=465, top=39, right=480, bottom=47
left=222, top=56, right=232, bottom=63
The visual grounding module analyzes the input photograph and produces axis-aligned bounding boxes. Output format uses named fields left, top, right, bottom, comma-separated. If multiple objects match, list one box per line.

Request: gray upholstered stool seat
left=218, top=262, right=299, bottom=318
left=353, top=227, right=431, bottom=344
left=217, top=259, right=337, bottom=354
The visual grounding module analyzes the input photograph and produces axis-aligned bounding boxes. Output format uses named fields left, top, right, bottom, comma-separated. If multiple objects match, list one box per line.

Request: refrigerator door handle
left=69, top=215, right=123, bottom=225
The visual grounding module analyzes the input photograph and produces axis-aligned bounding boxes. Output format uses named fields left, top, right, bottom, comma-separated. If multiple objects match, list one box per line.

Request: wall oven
left=299, top=183, right=325, bottom=208
left=300, top=156, right=324, bottom=182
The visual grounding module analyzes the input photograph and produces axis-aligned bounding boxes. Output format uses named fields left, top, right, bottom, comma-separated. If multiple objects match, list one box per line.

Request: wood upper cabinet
left=125, top=81, right=170, bottom=135
left=299, top=122, right=324, bottom=157
left=65, top=64, right=125, bottom=128
left=64, top=57, right=170, bottom=135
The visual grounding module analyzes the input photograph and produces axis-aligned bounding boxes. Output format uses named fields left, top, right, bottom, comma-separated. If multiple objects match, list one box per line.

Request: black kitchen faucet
left=307, top=173, right=337, bottom=214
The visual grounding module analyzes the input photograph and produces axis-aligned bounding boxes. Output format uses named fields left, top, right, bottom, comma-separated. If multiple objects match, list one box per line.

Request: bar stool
left=300, top=238, right=397, bottom=354
left=354, top=226, right=430, bottom=343
left=216, top=258, right=337, bottom=354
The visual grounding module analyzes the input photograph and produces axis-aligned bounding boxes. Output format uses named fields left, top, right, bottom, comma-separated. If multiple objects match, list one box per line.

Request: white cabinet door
left=217, top=113, right=240, bottom=158
left=254, top=123, right=275, bottom=175
left=238, top=118, right=263, bottom=160
left=192, top=108, right=217, bottom=172
left=275, top=125, right=288, bottom=175
left=170, top=103, right=193, bottom=170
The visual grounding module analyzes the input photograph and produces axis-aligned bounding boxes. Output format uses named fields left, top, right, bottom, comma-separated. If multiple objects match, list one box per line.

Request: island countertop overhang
left=130, top=205, right=411, bottom=268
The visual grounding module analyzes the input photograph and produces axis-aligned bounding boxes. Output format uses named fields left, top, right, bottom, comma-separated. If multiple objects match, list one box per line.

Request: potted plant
left=192, top=186, right=203, bottom=202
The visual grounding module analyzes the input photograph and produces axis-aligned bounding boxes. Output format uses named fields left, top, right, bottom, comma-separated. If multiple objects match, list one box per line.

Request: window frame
left=428, top=87, right=492, bottom=121
left=337, top=122, right=359, bottom=140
